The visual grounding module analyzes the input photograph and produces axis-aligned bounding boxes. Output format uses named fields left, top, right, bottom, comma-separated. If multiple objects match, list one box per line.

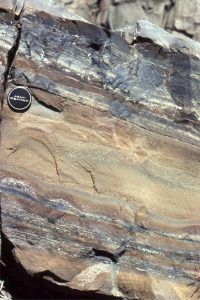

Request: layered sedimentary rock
left=0, top=1, right=200, bottom=300
left=4, top=1, right=200, bottom=41
left=52, top=0, right=200, bottom=42
left=0, top=7, right=18, bottom=262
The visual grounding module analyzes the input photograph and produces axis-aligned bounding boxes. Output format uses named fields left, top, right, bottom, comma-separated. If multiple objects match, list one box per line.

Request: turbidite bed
left=0, top=1, right=200, bottom=300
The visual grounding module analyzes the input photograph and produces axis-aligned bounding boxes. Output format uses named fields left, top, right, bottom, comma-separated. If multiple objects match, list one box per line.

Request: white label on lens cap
left=8, top=87, right=32, bottom=111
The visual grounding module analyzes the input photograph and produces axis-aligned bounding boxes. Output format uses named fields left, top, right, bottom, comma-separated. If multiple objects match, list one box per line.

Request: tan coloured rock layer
left=0, top=2, right=200, bottom=300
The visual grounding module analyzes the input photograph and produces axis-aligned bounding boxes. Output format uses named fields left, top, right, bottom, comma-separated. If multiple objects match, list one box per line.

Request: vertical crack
left=3, top=19, right=22, bottom=94
left=0, top=7, right=23, bottom=298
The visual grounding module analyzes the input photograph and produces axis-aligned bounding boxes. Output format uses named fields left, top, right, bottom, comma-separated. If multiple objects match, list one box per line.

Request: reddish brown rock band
left=0, top=2, right=200, bottom=300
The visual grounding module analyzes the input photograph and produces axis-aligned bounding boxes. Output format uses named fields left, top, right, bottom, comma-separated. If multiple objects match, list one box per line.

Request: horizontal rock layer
left=0, top=3, right=200, bottom=300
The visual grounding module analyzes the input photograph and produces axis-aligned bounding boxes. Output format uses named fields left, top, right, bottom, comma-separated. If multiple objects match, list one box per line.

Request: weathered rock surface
left=0, top=1, right=200, bottom=300
left=0, top=7, right=18, bottom=263
left=51, top=0, right=200, bottom=42
left=4, top=1, right=200, bottom=41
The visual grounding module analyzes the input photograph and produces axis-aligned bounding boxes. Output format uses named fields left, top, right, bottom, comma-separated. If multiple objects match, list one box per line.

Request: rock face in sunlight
left=0, top=1, right=200, bottom=300
left=50, top=0, right=200, bottom=42
left=0, top=8, right=18, bottom=260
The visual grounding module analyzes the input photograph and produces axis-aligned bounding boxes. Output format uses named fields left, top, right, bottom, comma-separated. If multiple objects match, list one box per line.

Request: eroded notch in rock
left=87, top=241, right=128, bottom=263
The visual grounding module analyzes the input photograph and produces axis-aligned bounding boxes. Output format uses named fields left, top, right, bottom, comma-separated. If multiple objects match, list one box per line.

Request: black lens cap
left=8, top=87, right=32, bottom=112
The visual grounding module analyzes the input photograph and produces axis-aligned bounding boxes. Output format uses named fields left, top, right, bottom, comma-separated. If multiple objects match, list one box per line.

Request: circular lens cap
left=8, top=87, right=32, bottom=112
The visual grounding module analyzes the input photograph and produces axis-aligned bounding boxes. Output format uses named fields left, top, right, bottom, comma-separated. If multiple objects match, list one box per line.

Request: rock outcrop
left=60, top=0, right=200, bottom=42
left=0, top=1, right=200, bottom=300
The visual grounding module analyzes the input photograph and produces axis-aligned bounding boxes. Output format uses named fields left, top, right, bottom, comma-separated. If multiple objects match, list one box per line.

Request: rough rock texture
left=0, top=1, right=200, bottom=300
left=0, top=7, right=18, bottom=260
left=4, top=1, right=200, bottom=41
left=56, top=0, right=200, bottom=42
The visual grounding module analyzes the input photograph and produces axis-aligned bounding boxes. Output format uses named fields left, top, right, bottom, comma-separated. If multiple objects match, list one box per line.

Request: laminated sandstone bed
left=0, top=1, right=200, bottom=299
